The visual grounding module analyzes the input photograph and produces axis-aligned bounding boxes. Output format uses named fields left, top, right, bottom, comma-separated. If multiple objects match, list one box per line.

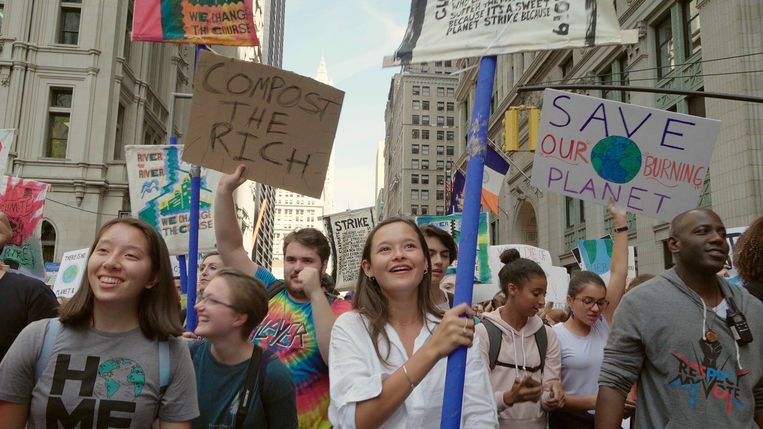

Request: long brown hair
left=60, top=217, right=182, bottom=340
left=353, top=217, right=443, bottom=365
left=734, top=215, right=763, bottom=284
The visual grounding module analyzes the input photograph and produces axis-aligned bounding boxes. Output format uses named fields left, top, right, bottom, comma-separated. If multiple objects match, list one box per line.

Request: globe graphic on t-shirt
left=95, top=358, right=146, bottom=400
left=590, top=136, right=642, bottom=184
left=62, top=265, right=78, bottom=283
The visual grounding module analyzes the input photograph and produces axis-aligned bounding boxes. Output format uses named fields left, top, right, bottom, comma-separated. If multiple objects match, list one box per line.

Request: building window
left=436, top=205, right=445, bottom=215
left=412, top=159, right=420, bottom=169
left=412, top=144, right=419, bottom=154
left=421, top=145, right=429, bottom=155
left=437, top=190, right=444, bottom=200
left=412, top=114, right=420, bottom=125
left=0, top=3, right=5, bottom=34
left=436, top=145, right=444, bottom=154
left=47, top=88, right=73, bottom=158
left=436, top=160, right=444, bottom=169
left=684, top=0, right=701, bottom=57
left=444, top=60, right=452, bottom=67
left=41, top=221, right=57, bottom=263
left=599, top=54, right=630, bottom=102
left=437, top=101, right=445, bottom=111
left=114, top=104, right=125, bottom=160
left=435, top=61, right=442, bottom=67
left=436, top=131, right=444, bottom=141
left=436, top=174, right=445, bottom=184
left=413, top=85, right=421, bottom=95
left=411, top=189, right=419, bottom=200
left=447, top=88, right=454, bottom=97
left=446, top=145, right=454, bottom=155
left=565, top=196, right=586, bottom=228
left=655, top=14, right=675, bottom=79
left=446, top=161, right=453, bottom=170
left=561, top=56, right=573, bottom=78
left=446, top=102, right=454, bottom=112
left=421, top=130, right=430, bottom=139
left=413, top=100, right=421, bottom=110
left=412, top=129, right=419, bottom=139
left=446, top=116, right=454, bottom=127
left=421, top=174, right=429, bottom=185
left=446, top=132, right=455, bottom=142
left=437, top=87, right=445, bottom=97
left=411, top=174, right=419, bottom=184
left=422, top=86, right=430, bottom=96
left=422, top=115, right=430, bottom=125
left=422, top=190, right=429, bottom=201
left=59, top=0, right=83, bottom=45
left=422, top=101, right=430, bottom=110
left=437, top=116, right=445, bottom=126
left=421, top=206, right=429, bottom=215
left=422, top=160, right=429, bottom=169
left=411, top=205, right=419, bottom=215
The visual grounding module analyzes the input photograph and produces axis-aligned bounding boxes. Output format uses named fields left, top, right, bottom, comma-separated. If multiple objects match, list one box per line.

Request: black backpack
left=481, top=318, right=548, bottom=373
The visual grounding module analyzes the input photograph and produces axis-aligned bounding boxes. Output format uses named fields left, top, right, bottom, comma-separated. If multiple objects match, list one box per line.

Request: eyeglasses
left=574, top=297, right=609, bottom=310
left=197, top=293, right=236, bottom=310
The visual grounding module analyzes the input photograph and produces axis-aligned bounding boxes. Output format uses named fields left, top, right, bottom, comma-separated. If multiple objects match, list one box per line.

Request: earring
left=368, top=275, right=375, bottom=282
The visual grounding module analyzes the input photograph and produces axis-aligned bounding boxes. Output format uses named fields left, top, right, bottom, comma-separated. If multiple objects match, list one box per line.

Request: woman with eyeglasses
left=549, top=203, right=632, bottom=429
left=192, top=268, right=297, bottom=429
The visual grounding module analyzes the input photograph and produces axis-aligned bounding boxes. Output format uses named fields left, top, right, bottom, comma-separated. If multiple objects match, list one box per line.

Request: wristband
left=614, top=225, right=629, bottom=233
left=402, top=365, right=416, bottom=390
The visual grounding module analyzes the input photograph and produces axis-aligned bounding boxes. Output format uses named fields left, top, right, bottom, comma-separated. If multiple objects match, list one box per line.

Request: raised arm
left=604, top=202, right=629, bottom=324
left=214, top=165, right=259, bottom=275
left=299, top=267, right=337, bottom=364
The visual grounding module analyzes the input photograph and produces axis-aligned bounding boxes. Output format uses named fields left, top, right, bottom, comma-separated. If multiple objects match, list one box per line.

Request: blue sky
left=281, top=1, right=409, bottom=212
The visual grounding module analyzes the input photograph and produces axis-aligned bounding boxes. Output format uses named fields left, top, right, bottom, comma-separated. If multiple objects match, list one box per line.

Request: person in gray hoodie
left=596, top=208, right=763, bottom=428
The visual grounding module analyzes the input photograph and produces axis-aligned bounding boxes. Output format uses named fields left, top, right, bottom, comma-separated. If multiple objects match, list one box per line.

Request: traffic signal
left=503, top=109, right=519, bottom=152
left=527, top=108, right=540, bottom=151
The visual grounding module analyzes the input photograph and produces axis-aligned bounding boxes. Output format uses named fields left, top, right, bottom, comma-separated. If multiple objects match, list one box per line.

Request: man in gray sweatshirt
left=596, top=209, right=763, bottom=428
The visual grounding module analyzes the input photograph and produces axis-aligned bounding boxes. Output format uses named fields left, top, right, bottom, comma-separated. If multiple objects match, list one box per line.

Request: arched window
left=41, top=220, right=57, bottom=263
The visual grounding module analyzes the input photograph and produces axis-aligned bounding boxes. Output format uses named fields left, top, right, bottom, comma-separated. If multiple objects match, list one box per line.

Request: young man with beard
left=420, top=225, right=458, bottom=312
left=596, top=209, right=763, bottom=428
left=214, top=165, right=351, bottom=429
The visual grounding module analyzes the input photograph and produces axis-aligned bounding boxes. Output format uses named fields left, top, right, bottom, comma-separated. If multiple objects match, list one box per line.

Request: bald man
left=596, top=209, right=763, bottom=428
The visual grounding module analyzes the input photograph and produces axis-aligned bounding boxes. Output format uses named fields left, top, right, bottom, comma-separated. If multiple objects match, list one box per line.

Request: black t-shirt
left=0, top=271, right=59, bottom=362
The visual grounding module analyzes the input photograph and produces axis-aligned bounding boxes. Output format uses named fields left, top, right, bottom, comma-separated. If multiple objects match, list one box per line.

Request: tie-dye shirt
left=252, top=288, right=351, bottom=429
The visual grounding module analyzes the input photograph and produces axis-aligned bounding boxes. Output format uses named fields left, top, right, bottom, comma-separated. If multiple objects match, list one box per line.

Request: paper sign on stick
left=53, top=248, right=90, bottom=299
left=125, top=145, right=221, bottom=256
left=324, top=207, right=376, bottom=290
left=487, top=244, right=570, bottom=304
left=0, top=177, right=48, bottom=279
left=531, top=90, right=721, bottom=221
left=183, top=51, right=345, bottom=199
left=0, top=129, right=14, bottom=176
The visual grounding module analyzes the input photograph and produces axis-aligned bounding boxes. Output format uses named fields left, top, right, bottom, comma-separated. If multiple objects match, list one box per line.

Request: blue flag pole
left=440, top=55, right=496, bottom=429
left=186, top=45, right=207, bottom=331
left=168, top=134, right=189, bottom=296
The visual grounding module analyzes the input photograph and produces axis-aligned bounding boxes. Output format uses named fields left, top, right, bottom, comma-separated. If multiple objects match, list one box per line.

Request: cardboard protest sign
left=385, top=0, right=631, bottom=66
left=416, top=212, right=491, bottom=284
left=577, top=239, right=637, bottom=286
left=53, top=248, right=89, bottom=299
left=531, top=90, right=721, bottom=221
left=125, top=145, right=221, bottom=256
left=132, top=0, right=259, bottom=46
left=324, top=207, right=376, bottom=290
left=0, top=129, right=14, bottom=176
left=487, top=244, right=570, bottom=304
left=183, top=51, right=345, bottom=199
left=0, top=177, right=49, bottom=279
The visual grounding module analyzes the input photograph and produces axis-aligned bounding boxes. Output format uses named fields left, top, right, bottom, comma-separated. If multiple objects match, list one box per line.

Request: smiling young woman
left=328, top=217, right=497, bottom=428
left=0, top=217, right=198, bottom=429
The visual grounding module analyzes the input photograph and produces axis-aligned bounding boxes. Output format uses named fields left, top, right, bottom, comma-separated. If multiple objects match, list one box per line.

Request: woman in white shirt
left=550, top=203, right=633, bottom=429
left=328, top=217, right=497, bottom=429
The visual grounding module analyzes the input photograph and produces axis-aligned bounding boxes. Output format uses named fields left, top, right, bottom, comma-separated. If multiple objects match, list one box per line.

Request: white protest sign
left=724, top=227, right=748, bottom=286
left=125, top=145, right=221, bottom=256
left=324, top=207, right=376, bottom=290
left=0, top=129, right=14, bottom=176
left=487, top=244, right=569, bottom=304
left=531, top=90, right=721, bottom=221
left=385, top=0, right=632, bottom=66
left=53, top=248, right=90, bottom=299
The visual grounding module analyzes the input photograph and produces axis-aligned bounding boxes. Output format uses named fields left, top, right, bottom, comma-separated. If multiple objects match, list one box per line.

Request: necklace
left=704, top=286, right=723, bottom=343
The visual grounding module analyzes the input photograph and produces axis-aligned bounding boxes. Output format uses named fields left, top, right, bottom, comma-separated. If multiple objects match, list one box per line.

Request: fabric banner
left=487, top=244, right=570, bottom=304
left=0, top=176, right=49, bottom=279
left=323, top=207, right=376, bottom=290
left=385, top=0, right=630, bottom=66
left=0, top=129, right=14, bottom=176
left=132, top=0, right=259, bottom=46
left=448, top=170, right=465, bottom=214
left=125, top=145, right=221, bottom=256
left=531, top=89, right=721, bottom=221
left=482, top=143, right=510, bottom=213
left=416, top=212, right=491, bottom=284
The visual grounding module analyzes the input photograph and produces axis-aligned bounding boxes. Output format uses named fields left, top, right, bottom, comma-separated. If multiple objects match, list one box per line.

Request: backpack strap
left=481, top=318, right=503, bottom=371
left=257, top=349, right=273, bottom=425
left=159, top=340, right=170, bottom=392
left=35, top=318, right=62, bottom=384
left=236, top=345, right=264, bottom=429
left=535, top=325, right=548, bottom=375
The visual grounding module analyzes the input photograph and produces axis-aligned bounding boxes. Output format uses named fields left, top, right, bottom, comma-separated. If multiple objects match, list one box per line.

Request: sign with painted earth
left=531, top=89, right=721, bottom=221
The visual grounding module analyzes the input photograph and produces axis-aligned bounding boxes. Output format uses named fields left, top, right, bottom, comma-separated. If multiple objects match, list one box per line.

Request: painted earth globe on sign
left=590, top=136, right=642, bottom=184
